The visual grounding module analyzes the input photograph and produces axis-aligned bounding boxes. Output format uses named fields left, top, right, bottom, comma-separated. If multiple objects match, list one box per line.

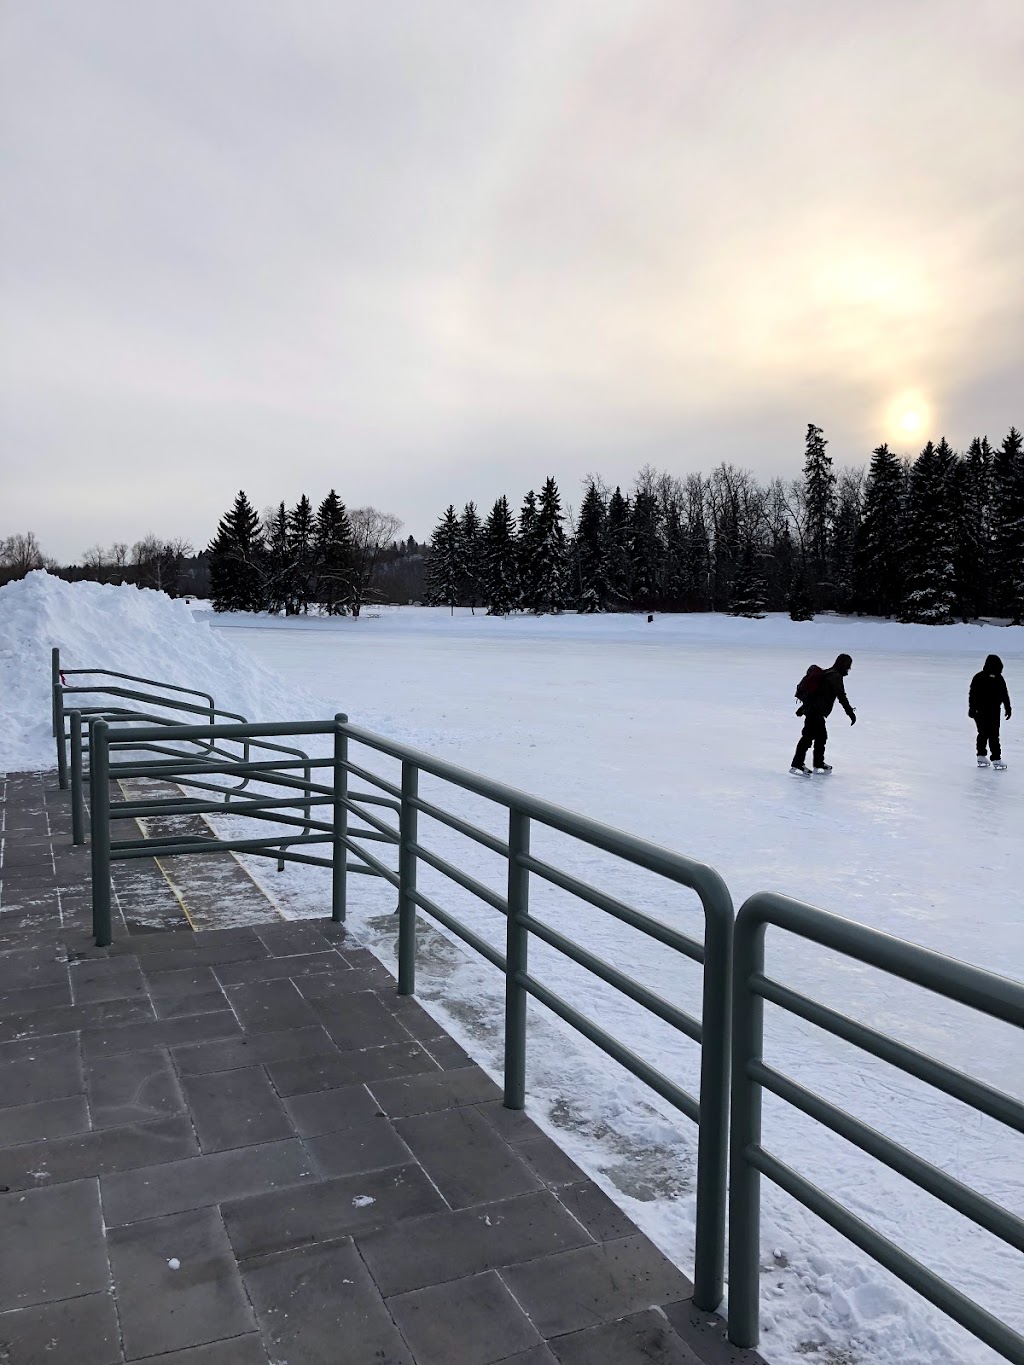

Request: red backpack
left=795, top=665, right=824, bottom=703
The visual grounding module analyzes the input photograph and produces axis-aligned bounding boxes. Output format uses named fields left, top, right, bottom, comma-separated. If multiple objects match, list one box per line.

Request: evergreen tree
left=264, top=502, right=295, bottom=615
left=853, top=444, right=906, bottom=616
left=901, top=440, right=957, bottom=623
left=459, top=503, right=484, bottom=613
left=660, top=496, right=688, bottom=609
left=991, top=427, right=1024, bottom=622
left=952, top=440, right=990, bottom=621
left=830, top=469, right=863, bottom=612
left=802, top=423, right=836, bottom=601
left=517, top=490, right=542, bottom=612
left=533, top=477, right=569, bottom=614
left=315, top=490, right=355, bottom=615
left=483, top=496, right=518, bottom=615
left=787, top=561, right=814, bottom=621
left=605, top=487, right=632, bottom=606
left=729, top=543, right=767, bottom=618
left=425, top=505, right=462, bottom=613
left=629, top=486, right=662, bottom=609
left=573, top=481, right=608, bottom=613
left=207, top=491, right=266, bottom=613
left=287, top=495, right=316, bottom=613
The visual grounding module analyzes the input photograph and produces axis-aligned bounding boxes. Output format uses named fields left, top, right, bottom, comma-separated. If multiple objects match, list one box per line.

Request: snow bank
left=0, top=571, right=324, bottom=772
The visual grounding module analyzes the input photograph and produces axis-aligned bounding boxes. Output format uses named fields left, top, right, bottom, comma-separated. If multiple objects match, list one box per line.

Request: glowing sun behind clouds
left=886, top=391, right=931, bottom=445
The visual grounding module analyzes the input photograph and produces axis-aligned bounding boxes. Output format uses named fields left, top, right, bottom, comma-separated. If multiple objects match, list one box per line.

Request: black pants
left=793, top=712, right=827, bottom=768
left=975, top=713, right=1002, bottom=761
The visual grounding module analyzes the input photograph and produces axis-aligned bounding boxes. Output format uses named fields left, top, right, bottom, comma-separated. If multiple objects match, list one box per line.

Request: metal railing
left=86, top=711, right=734, bottom=1312
left=728, top=891, right=1024, bottom=1362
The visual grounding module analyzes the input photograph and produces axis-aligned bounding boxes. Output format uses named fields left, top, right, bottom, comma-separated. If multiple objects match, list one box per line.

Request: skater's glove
left=1007, top=707, right=1012, bottom=720
left=849, top=711, right=857, bottom=725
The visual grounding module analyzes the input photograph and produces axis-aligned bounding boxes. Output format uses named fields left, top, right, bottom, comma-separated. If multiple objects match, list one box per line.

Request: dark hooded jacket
left=808, top=653, right=855, bottom=719
left=969, top=655, right=1011, bottom=718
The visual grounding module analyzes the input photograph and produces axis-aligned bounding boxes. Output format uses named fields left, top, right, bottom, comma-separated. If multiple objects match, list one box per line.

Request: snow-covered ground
left=1, top=574, right=1021, bottom=1365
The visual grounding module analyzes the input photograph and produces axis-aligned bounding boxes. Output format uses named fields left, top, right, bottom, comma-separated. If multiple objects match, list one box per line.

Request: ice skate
left=789, top=765, right=811, bottom=777
left=813, top=763, right=833, bottom=775
left=992, top=760, right=1007, bottom=770
left=977, top=756, right=990, bottom=767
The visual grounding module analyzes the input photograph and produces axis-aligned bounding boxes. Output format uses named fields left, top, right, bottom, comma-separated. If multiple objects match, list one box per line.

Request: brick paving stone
left=0, top=1041, right=83, bottom=1109
left=388, top=1269, right=544, bottom=1365
left=102, top=1137, right=318, bottom=1226
left=357, top=1190, right=595, bottom=1298
left=283, top=1082, right=384, bottom=1137
left=82, top=1010, right=242, bottom=1060
left=86, top=1047, right=186, bottom=1129
left=266, top=1041, right=438, bottom=1095
left=171, top=1023, right=337, bottom=1076
left=369, top=1065, right=502, bottom=1118
left=0, top=994, right=152, bottom=1045
left=134, top=1337, right=269, bottom=1364
left=223, top=1163, right=446, bottom=1262
left=152, top=987, right=231, bottom=1019
left=109, top=1205, right=257, bottom=1360
left=244, top=1238, right=413, bottom=1364
left=0, top=1291, right=122, bottom=1365
left=661, top=1301, right=769, bottom=1365
left=304, top=1117, right=413, bottom=1178
left=310, top=987, right=412, bottom=1051
left=395, top=1106, right=541, bottom=1209
left=0, top=1094, right=90, bottom=1147
left=555, top=1180, right=640, bottom=1241
left=0, top=1179, right=108, bottom=1311
left=0, top=1114, right=198, bottom=1191
left=254, top=921, right=335, bottom=958
left=213, top=949, right=343, bottom=985
left=501, top=1233, right=694, bottom=1338
left=180, top=1066, right=295, bottom=1153
left=549, top=1308, right=702, bottom=1365
left=143, top=964, right=222, bottom=996
left=0, top=980, right=72, bottom=1017
left=223, top=977, right=320, bottom=1033
left=69, top=955, right=147, bottom=1005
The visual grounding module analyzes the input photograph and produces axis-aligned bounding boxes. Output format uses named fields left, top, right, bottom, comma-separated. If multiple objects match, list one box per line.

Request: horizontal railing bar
left=753, top=973, right=1024, bottom=1136
left=117, top=794, right=332, bottom=820
left=520, top=912, right=703, bottom=1045
left=61, top=667, right=215, bottom=703
left=347, top=826, right=395, bottom=844
left=752, top=1062, right=1024, bottom=1252
left=410, top=841, right=509, bottom=917
left=338, top=796, right=399, bottom=844
left=341, top=721, right=729, bottom=909
left=749, top=1147, right=1024, bottom=1364
left=747, top=893, right=1024, bottom=1029
left=519, top=851, right=705, bottom=965
left=64, top=684, right=238, bottom=721
left=343, top=758, right=402, bottom=801
left=111, top=833, right=332, bottom=856
left=410, top=794, right=510, bottom=859
left=106, top=718, right=334, bottom=742
left=520, top=972, right=700, bottom=1123
left=350, top=789, right=401, bottom=812
left=408, top=886, right=508, bottom=972
left=340, top=834, right=400, bottom=889
left=109, top=757, right=331, bottom=779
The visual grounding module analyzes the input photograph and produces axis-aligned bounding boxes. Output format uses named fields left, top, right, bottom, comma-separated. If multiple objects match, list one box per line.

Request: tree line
left=206, top=491, right=417, bottom=615
left=424, top=425, right=1024, bottom=624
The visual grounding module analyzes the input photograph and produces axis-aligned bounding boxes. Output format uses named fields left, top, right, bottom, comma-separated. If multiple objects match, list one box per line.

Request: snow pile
left=0, top=571, right=325, bottom=771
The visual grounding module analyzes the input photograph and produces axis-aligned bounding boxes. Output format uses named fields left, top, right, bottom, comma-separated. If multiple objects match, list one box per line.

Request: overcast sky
left=2, top=1, right=1022, bottom=562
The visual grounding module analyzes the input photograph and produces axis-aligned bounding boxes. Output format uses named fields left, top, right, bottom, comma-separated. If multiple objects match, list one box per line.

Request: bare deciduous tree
left=349, top=507, right=403, bottom=616
left=0, top=531, right=46, bottom=576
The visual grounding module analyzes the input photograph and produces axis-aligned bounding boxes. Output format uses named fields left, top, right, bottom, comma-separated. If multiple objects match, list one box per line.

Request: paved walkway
left=0, top=769, right=765, bottom=1365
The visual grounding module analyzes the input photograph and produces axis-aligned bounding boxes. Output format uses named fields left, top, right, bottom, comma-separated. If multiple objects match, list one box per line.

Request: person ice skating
left=969, top=654, right=1011, bottom=770
left=790, top=653, right=857, bottom=776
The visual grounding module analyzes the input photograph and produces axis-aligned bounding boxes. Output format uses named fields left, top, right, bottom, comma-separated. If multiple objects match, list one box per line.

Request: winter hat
left=834, top=653, right=852, bottom=674
left=984, top=654, right=1004, bottom=674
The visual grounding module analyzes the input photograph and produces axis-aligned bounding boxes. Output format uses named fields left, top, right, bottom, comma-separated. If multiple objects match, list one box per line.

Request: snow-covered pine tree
left=901, top=439, right=957, bottom=623
left=533, top=477, right=568, bottom=614
left=605, top=486, right=632, bottom=607
left=287, top=495, right=316, bottom=614
left=483, top=496, right=518, bottom=615
left=802, top=423, right=836, bottom=603
left=315, top=490, right=355, bottom=616
left=208, top=491, right=266, bottom=613
left=787, top=555, right=814, bottom=621
left=459, top=503, right=484, bottom=613
left=729, top=542, right=767, bottom=617
left=264, top=502, right=295, bottom=614
left=629, top=484, right=662, bottom=610
left=853, top=444, right=906, bottom=616
left=660, top=495, right=688, bottom=609
left=517, top=490, right=541, bottom=612
left=952, top=440, right=991, bottom=621
left=991, top=427, right=1024, bottom=622
left=830, top=468, right=863, bottom=612
left=573, top=481, right=607, bottom=613
left=682, top=475, right=712, bottom=610
left=425, top=505, right=462, bottom=613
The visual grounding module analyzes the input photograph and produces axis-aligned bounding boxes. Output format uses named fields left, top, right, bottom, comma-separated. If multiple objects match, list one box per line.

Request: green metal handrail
left=86, top=711, right=734, bottom=1313
left=728, top=890, right=1024, bottom=1363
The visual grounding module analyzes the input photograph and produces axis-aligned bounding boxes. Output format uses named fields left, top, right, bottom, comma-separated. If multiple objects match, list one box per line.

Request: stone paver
left=0, top=769, right=763, bottom=1365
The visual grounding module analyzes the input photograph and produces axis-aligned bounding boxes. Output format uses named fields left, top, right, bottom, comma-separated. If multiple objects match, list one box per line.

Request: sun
left=885, top=391, right=931, bottom=445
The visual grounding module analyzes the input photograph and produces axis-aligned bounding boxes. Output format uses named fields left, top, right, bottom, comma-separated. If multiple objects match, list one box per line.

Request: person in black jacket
left=969, top=654, right=1012, bottom=768
left=790, top=653, right=857, bottom=775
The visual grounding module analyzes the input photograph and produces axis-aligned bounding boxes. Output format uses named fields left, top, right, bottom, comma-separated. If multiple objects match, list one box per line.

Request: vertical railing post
left=332, top=715, right=348, bottom=923
left=51, top=646, right=60, bottom=737
left=397, top=760, right=419, bottom=996
left=504, top=807, right=531, bottom=1109
left=692, top=874, right=734, bottom=1312
left=727, top=905, right=768, bottom=1348
left=54, top=683, right=68, bottom=790
left=90, top=720, right=113, bottom=947
left=70, top=710, right=85, bottom=846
